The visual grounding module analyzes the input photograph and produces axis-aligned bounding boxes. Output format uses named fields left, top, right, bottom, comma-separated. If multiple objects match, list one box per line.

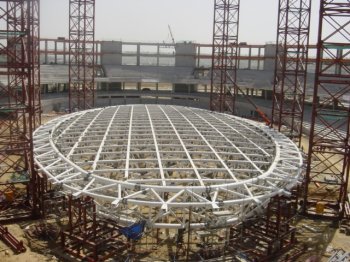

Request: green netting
left=324, top=44, right=350, bottom=50
left=10, top=172, right=30, bottom=183
left=0, top=31, right=26, bottom=37
left=0, top=108, right=16, bottom=113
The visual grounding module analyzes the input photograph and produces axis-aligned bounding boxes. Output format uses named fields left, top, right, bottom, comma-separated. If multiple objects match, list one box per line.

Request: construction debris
left=0, top=224, right=26, bottom=253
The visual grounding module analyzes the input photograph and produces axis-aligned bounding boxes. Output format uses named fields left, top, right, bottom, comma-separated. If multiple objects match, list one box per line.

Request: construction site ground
left=0, top=216, right=349, bottom=262
left=1, top=114, right=349, bottom=261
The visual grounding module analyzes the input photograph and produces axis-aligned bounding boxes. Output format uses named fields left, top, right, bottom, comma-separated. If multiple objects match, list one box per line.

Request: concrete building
left=39, top=39, right=318, bottom=114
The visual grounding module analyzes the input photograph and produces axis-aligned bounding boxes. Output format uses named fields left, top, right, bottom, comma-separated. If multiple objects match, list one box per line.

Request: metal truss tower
left=69, top=0, right=96, bottom=111
left=0, top=0, right=41, bottom=220
left=271, top=0, right=311, bottom=147
left=304, top=1, right=350, bottom=218
left=210, top=0, right=240, bottom=114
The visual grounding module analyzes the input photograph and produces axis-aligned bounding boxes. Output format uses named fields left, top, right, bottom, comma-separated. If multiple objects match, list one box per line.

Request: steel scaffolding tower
left=69, top=0, right=96, bottom=111
left=304, top=0, right=350, bottom=218
left=0, top=0, right=41, bottom=220
left=210, top=0, right=240, bottom=114
left=271, top=0, right=311, bottom=147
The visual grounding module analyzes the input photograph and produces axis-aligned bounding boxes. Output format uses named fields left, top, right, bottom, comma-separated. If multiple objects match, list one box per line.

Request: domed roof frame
left=34, top=105, right=303, bottom=228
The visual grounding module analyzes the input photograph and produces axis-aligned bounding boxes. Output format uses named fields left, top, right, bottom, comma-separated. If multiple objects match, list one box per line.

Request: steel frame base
left=60, top=195, right=129, bottom=262
left=303, top=0, right=350, bottom=220
left=227, top=193, right=299, bottom=261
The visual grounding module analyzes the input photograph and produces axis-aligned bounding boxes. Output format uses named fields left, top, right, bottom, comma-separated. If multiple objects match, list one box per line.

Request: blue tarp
left=119, top=220, right=146, bottom=240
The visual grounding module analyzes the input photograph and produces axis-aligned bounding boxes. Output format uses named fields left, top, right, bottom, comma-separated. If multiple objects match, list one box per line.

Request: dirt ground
left=0, top=223, right=56, bottom=262
left=0, top=113, right=64, bottom=262
left=294, top=217, right=350, bottom=261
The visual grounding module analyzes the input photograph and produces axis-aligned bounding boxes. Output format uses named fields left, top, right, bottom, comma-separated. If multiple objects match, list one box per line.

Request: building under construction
left=0, top=0, right=349, bottom=261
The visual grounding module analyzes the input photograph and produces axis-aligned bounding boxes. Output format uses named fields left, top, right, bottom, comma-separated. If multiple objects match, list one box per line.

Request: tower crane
left=168, top=25, right=176, bottom=45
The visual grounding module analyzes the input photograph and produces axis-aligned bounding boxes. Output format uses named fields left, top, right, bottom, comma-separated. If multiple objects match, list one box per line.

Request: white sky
left=41, top=0, right=321, bottom=44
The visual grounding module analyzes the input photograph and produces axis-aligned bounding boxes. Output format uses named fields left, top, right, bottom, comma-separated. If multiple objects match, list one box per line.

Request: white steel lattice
left=34, top=105, right=303, bottom=228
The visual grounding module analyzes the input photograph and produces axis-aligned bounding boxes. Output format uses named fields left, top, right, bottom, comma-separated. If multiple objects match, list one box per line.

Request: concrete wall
left=95, top=93, right=208, bottom=109
left=40, top=92, right=209, bottom=113
left=101, top=41, right=122, bottom=66
left=175, top=42, right=196, bottom=67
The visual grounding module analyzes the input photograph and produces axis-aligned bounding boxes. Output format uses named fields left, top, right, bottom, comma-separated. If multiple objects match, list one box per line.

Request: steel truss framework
left=304, top=1, right=350, bottom=218
left=69, top=0, right=96, bottom=111
left=0, top=0, right=40, bottom=219
left=210, top=0, right=240, bottom=114
left=61, top=195, right=129, bottom=261
left=228, top=194, right=299, bottom=261
left=271, top=0, right=311, bottom=147
left=34, top=105, right=302, bottom=229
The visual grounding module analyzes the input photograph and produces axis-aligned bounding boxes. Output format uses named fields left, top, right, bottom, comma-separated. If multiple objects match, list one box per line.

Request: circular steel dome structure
left=34, top=105, right=303, bottom=229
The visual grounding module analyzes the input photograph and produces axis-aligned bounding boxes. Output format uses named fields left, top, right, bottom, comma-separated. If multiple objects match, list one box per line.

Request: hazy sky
left=41, top=0, right=321, bottom=44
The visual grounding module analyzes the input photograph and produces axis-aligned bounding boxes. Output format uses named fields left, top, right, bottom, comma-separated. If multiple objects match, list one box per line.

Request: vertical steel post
left=69, top=0, right=96, bottom=111
left=210, top=0, right=240, bottom=114
left=0, top=0, right=41, bottom=220
left=304, top=0, right=350, bottom=219
left=271, top=0, right=311, bottom=147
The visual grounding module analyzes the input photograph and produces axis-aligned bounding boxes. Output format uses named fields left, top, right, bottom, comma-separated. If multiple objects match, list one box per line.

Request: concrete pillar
left=63, top=41, right=67, bottom=64
left=95, top=43, right=99, bottom=65
left=336, top=49, right=342, bottom=75
left=137, top=44, right=141, bottom=66
left=237, top=46, right=241, bottom=69
left=45, top=40, right=48, bottom=64
left=197, top=46, right=201, bottom=68
left=248, top=48, right=252, bottom=69
left=157, top=45, right=160, bottom=66
left=54, top=41, right=57, bottom=64
left=263, top=90, right=267, bottom=100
